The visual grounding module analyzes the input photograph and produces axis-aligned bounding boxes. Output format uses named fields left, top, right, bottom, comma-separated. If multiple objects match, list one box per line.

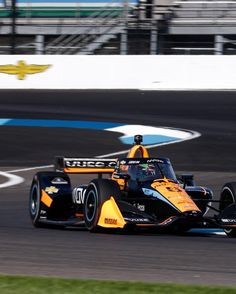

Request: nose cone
left=151, top=180, right=201, bottom=213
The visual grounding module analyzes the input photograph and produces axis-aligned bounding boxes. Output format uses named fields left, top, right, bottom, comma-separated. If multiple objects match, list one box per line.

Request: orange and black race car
left=29, top=135, right=236, bottom=236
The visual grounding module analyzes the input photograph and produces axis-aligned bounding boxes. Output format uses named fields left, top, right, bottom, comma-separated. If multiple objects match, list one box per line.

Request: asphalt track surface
left=0, top=90, right=236, bottom=286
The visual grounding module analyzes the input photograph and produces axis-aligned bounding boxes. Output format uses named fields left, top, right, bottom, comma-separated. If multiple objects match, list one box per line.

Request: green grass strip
left=0, top=275, right=236, bottom=294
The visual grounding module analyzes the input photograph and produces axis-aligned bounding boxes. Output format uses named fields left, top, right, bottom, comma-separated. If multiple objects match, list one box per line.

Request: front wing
left=38, top=197, right=236, bottom=232
left=94, top=198, right=236, bottom=231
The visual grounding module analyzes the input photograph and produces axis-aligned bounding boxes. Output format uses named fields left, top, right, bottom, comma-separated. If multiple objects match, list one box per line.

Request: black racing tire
left=83, top=179, right=121, bottom=232
left=220, top=182, right=236, bottom=237
left=29, top=171, right=71, bottom=229
left=29, top=176, right=44, bottom=227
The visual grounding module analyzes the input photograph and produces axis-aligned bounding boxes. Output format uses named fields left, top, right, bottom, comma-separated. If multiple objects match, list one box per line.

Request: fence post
left=214, top=35, right=224, bottom=55
left=35, top=35, right=45, bottom=55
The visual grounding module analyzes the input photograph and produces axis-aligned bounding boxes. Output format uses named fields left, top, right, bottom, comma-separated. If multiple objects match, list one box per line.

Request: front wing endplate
left=98, top=197, right=126, bottom=228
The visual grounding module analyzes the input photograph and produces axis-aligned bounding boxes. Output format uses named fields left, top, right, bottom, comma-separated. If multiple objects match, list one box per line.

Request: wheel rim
left=30, top=184, right=38, bottom=216
left=85, top=190, right=97, bottom=222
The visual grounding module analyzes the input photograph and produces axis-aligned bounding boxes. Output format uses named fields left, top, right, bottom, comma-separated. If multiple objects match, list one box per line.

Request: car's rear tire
left=220, top=182, right=236, bottom=237
left=83, top=179, right=121, bottom=232
left=29, top=172, right=71, bottom=228
left=29, top=177, right=44, bottom=227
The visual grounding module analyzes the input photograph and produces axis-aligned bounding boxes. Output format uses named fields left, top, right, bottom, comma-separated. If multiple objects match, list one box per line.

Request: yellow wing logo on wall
left=0, top=60, right=51, bottom=80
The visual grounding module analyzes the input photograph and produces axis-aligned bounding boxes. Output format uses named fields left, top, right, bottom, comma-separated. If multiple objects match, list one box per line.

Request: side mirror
left=177, top=174, right=195, bottom=188
left=113, top=173, right=131, bottom=180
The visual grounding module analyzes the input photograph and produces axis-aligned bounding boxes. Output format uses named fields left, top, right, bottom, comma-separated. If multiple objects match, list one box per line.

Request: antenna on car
left=134, top=135, right=143, bottom=145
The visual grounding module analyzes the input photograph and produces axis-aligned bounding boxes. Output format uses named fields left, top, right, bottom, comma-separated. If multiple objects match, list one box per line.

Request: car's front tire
left=83, top=179, right=121, bottom=232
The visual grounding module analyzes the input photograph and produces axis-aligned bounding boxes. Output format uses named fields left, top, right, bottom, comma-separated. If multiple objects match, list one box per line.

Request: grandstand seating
left=173, top=1, right=236, bottom=20
left=166, top=1, right=236, bottom=55
left=0, top=0, right=236, bottom=54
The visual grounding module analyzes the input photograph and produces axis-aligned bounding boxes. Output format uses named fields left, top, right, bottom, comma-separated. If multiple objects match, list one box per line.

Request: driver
left=138, top=164, right=156, bottom=177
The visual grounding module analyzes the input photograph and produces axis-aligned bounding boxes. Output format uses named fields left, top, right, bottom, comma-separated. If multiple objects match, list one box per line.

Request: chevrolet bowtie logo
left=0, top=60, right=51, bottom=80
left=45, top=186, right=59, bottom=194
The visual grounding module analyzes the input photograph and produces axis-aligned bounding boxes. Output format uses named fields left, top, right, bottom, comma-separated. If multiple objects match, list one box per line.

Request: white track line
left=0, top=171, right=24, bottom=188
left=6, top=165, right=54, bottom=173
left=97, top=130, right=200, bottom=158
left=0, top=132, right=201, bottom=176
left=3, top=131, right=200, bottom=174
left=0, top=127, right=200, bottom=185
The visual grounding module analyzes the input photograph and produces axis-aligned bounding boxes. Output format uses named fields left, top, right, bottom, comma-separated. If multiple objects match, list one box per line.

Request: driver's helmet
left=138, top=163, right=156, bottom=177
left=120, top=164, right=129, bottom=173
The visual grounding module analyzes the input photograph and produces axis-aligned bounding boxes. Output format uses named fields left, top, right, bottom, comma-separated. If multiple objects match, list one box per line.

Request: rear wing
left=55, top=157, right=117, bottom=174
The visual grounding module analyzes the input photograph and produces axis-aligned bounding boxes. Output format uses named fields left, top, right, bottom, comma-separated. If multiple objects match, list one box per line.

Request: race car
left=29, top=135, right=236, bottom=236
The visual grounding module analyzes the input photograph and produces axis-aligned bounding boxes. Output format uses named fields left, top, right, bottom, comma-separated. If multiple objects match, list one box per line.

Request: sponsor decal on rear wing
left=55, top=157, right=117, bottom=174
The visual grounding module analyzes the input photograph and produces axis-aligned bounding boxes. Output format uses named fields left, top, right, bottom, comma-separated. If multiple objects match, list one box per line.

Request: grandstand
left=169, top=1, right=236, bottom=54
left=0, top=0, right=236, bottom=54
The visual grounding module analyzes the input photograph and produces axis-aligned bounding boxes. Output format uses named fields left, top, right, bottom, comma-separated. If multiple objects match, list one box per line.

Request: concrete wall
left=0, top=55, right=236, bottom=90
